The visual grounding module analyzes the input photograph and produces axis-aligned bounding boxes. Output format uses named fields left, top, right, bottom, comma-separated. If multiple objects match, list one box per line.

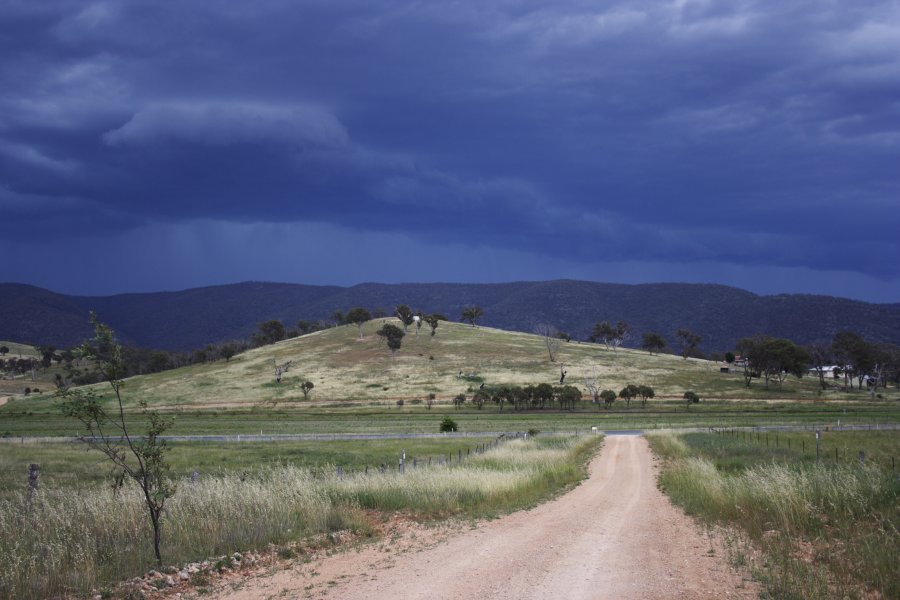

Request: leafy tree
left=637, top=385, right=655, bottom=407
left=377, top=323, right=405, bottom=356
left=453, top=393, right=466, bottom=408
left=426, top=392, right=436, bottom=410
left=534, top=382, right=554, bottom=409
left=590, top=321, right=615, bottom=349
left=395, top=304, right=415, bottom=332
left=0, top=345, right=8, bottom=356
left=618, top=384, right=639, bottom=407
left=555, top=385, right=582, bottom=410
left=534, top=324, right=561, bottom=362
left=58, top=314, right=175, bottom=564
left=738, top=335, right=810, bottom=388
left=600, top=389, right=617, bottom=409
left=299, top=380, right=314, bottom=400
left=472, top=389, right=489, bottom=409
left=253, top=320, right=286, bottom=346
left=807, top=342, right=833, bottom=391
left=414, top=311, right=424, bottom=337
left=220, top=344, right=237, bottom=362
left=676, top=328, right=702, bottom=360
left=331, top=310, right=346, bottom=326
left=439, top=416, right=459, bottom=432
left=832, top=331, right=874, bottom=390
left=724, top=351, right=735, bottom=364
left=683, top=390, right=700, bottom=406
left=641, top=332, right=666, bottom=355
left=346, top=307, right=372, bottom=339
left=460, top=305, right=484, bottom=327
left=424, top=314, right=441, bottom=337
left=147, top=351, right=170, bottom=373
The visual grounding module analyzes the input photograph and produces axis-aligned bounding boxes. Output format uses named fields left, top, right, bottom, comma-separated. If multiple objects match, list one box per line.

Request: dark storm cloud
left=1, top=0, right=898, bottom=295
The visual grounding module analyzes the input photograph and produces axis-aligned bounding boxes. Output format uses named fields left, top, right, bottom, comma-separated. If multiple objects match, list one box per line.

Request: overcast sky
left=2, top=0, right=898, bottom=302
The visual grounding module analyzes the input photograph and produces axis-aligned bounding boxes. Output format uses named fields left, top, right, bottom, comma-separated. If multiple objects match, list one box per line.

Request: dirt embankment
left=209, top=435, right=756, bottom=600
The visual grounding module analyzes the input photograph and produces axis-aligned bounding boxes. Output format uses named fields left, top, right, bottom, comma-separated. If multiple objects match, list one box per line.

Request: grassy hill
left=6, top=320, right=894, bottom=409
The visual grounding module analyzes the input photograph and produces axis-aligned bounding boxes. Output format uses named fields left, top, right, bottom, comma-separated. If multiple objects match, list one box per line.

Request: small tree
left=472, top=389, right=489, bottom=409
left=220, top=344, right=237, bottom=362
left=426, top=392, right=436, bottom=410
left=453, top=393, right=466, bottom=408
left=460, top=305, right=484, bottom=327
left=439, top=416, right=458, bottom=432
left=395, top=304, right=415, bottom=332
left=683, top=390, right=700, bottom=406
left=637, top=385, right=655, bottom=407
left=58, top=314, right=175, bottom=564
left=676, top=328, right=702, bottom=360
left=299, top=380, right=314, bottom=400
left=377, top=323, right=406, bottom=356
left=641, top=332, right=666, bottom=355
left=724, top=351, right=735, bottom=364
left=424, top=314, right=441, bottom=337
left=346, top=307, right=372, bottom=339
left=0, top=345, right=8, bottom=356
left=600, top=389, right=617, bottom=409
left=618, top=384, right=639, bottom=408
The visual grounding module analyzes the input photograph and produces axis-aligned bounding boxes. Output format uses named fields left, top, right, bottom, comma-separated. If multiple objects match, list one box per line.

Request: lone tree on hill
left=377, top=323, right=405, bottom=356
left=641, top=332, right=666, bottom=355
left=395, top=304, right=415, bottom=332
left=683, top=390, right=700, bottom=406
left=676, top=328, right=702, bottom=360
left=424, top=314, right=441, bottom=337
left=58, top=314, right=176, bottom=565
left=534, top=324, right=561, bottom=362
left=591, top=321, right=629, bottom=351
left=0, top=345, right=8, bottom=356
left=299, top=380, right=314, bottom=400
left=460, top=305, right=484, bottom=327
left=346, top=307, right=372, bottom=339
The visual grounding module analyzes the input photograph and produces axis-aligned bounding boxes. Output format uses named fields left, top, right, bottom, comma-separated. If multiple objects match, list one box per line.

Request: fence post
left=815, top=430, right=820, bottom=461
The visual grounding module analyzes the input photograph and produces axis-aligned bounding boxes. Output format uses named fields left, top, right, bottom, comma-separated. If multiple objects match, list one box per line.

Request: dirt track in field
left=211, top=436, right=757, bottom=600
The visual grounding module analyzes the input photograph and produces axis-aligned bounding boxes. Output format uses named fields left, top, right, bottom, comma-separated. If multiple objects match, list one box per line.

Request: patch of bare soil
left=202, top=436, right=757, bottom=600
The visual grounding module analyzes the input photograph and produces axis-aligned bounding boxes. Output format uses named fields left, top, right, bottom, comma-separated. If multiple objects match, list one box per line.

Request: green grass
left=0, top=434, right=601, bottom=599
left=648, top=430, right=900, bottom=599
left=0, top=437, right=496, bottom=501
left=2, top=396, right=897, bottom=438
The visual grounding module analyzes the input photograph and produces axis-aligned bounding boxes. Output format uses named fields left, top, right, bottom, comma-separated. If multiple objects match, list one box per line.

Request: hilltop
left=1, top=280, right=899, bottom=353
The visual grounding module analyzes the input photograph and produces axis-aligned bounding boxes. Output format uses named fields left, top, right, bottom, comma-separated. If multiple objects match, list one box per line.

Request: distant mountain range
left=2, top=281, right=898, bottom=352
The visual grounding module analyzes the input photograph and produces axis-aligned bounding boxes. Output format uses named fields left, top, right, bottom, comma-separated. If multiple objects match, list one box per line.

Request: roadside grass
left=648, top=430, right=900, bottom=599
left=0, top=437, right=497, bottom=502
left=0, top=434, right=601, bottom=599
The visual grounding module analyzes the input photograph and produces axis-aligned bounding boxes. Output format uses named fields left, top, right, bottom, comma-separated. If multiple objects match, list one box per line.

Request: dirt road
left=213, top=435, right=756, bottom=600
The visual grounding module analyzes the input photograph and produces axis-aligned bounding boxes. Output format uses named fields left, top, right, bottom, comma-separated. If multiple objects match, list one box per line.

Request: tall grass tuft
left=649, top=432, right=899, bottom=599
left=0, top=435, right=599, bottom=599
